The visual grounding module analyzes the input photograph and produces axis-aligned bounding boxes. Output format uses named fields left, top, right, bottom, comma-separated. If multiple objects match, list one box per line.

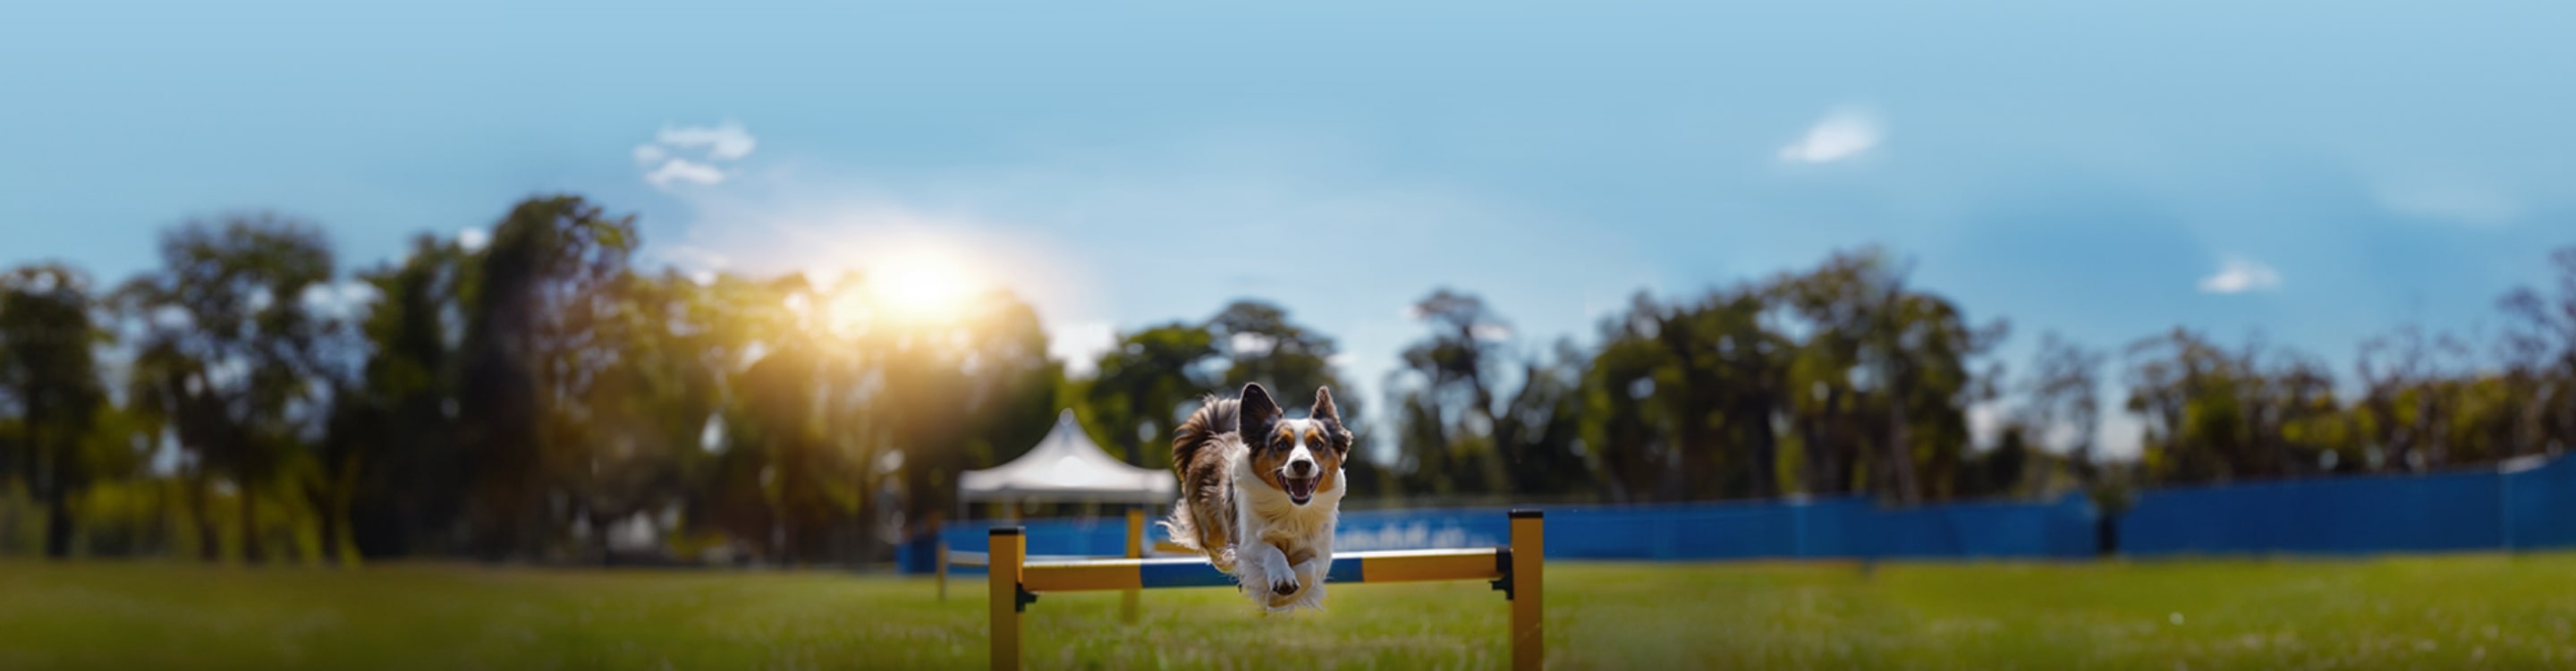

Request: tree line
left=3, top=194, right=2572, bottom=565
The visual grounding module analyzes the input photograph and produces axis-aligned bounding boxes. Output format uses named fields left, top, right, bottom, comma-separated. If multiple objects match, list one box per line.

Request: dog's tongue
left=1288, top=478, right=1317, bottom=501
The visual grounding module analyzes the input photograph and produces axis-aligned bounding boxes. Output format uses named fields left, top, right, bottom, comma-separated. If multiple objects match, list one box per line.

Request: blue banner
left=906, top=492, right=2098, bottom=573
left=900, top=455, right=2576, bottom=573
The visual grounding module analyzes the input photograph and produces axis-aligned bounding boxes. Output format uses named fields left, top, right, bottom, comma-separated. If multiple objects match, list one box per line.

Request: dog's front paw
left=1267, top=570, right=1309, bottom=608
left=1265, top=576, right=1302, bottom=607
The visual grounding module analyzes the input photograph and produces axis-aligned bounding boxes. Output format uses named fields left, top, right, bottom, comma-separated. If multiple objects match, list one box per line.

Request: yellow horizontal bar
left=1021, top=559, right=1144, bottom=592
left=1360, top=548, right=1504, bottom=583
left=1020, top=548, right=1504, bottom=592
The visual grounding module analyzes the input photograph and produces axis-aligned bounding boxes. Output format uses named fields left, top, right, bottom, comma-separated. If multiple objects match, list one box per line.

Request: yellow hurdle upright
left=987, top=509, right=1546, bottom=670
left=1510, top=509, right=1545, bottom=671
left=987, top=528, right=1024, bottom=671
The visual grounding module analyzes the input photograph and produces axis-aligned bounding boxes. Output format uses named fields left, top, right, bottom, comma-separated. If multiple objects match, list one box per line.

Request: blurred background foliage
left=4, top=194, right=2574, bottom=565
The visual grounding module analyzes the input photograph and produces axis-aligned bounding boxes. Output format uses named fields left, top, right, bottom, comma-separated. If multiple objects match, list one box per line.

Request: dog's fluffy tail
left=1154, top=502, right=1201, bottom=550
left=1159, top=395, right=1241, bottom=568
left=1154, top=499, right=1233, bottom=568
left=1170, top=395, right=1238, bottom=480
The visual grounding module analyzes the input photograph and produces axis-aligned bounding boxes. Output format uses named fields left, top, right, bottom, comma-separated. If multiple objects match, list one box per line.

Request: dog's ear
left=1237, top=382, right=1282, bottom=439
left=1312, top=386, right=1353, bottom=453
left=1311, top=386, right=1342, bottom=423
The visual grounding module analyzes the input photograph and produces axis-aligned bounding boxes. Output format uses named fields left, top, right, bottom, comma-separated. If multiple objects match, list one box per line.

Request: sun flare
left=850, top=250, right=983, bottom=328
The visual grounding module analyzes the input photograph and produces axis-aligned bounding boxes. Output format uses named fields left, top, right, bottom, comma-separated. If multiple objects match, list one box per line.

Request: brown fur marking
left=1162, top=385, right=1354, bottom=582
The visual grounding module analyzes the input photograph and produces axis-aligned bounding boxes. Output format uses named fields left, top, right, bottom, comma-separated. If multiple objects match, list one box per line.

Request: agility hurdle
left=985, top=509, right=1545, bottom=671
left=941, top=507, right=1150, bottom=624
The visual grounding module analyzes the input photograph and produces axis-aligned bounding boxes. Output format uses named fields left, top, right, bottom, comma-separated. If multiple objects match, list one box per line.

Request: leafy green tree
left=2125, top=328, right=2242, bottom=482
left=2354, top=327, right=2471, bottom=472
left=2125, top=328, right=2343, bottom=484
left=342, top=234, right=473, bottom=556
left=681, top=273, right=820, bottom=560
left=2024, top=333, right=2106, bottom=477
left=1653, top=285, right=1792, bottom=499
left=2499, top=246, right=2576, bottom=455
left=1581, top=294, right=1682, bottom=502
left=454, top=195, right=637, bottom=558
left=1203, top=300, right=1383, bottom=493
left=869, top=285, right=1060, bottom=539
left=734, top=320, right=836, bottom=561
left=1959, top=422, right=2033, bottom=497
left=119, top=215, right=339, bottom=563
left=548, top=269, right=721, bottom=561
left=1773, top=251, right=1890, bottom=498
left=1083, top=323, right=1218, bottom=467
left=0, top=264, right=110, bottom=557
left=1208, top=301, right=1349, bottom=403
left=1582, top=285, right=1798, bottom=502
left=1389, top=289, right=1589, bottom=498
left=1774, top=248, right=2004, bottom=502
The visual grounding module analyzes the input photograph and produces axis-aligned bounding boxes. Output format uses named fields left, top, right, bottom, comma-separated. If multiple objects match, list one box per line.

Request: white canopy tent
left=959, top=410, right=1175, bottom=508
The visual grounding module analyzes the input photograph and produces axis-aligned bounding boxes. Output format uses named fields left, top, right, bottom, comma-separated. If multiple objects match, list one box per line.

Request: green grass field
left=5, top=556, right=2576, bottom=669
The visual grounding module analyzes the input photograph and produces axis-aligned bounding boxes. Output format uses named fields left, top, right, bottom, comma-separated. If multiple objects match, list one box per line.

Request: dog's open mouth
left=1284, top=476, right=1318, bottom=505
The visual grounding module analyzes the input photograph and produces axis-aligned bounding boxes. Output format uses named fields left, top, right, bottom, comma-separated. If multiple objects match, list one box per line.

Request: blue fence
left=900, top=455, right=2576, bottom=573
left=904, top=492, right=2097, bottom=573
left=2122, top=454, right=2576, bottom=556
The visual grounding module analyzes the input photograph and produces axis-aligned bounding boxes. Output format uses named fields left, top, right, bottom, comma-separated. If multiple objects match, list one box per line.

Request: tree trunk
left=191, top=472, right=218, bottom=562
left=2522, top=386, right=2549, bottom=456
left=333, top=454, right=361, bottom=565
left=30, top=415, right=72, bottom=557
left=1744, top=396, right=1780, bottom=499
left=1885, top=387, right=1921, bottom=505
left=303, top=458, right=360, bottom=566
left=2418, top=392, right=2447, bottom=470
left=36, top=419, right=72, bottom=559
left=1796, top=416, right=1824, bottom=496
left=239, top=477, right=262, bottom=564
left=315, top=497, right=341, bottom=565
left=13, top=427, right=32, bottom=497
left=43, top=484, right=72, bottom=558
left=1801, top=389, right=1846, bottom=496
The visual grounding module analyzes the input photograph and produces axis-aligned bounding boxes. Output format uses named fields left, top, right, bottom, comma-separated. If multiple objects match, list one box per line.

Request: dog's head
left=1236, top=383, right=1351, bottom=506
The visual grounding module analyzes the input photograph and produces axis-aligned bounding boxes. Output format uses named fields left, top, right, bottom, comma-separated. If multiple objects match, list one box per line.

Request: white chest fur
left=1224, top=446, right=1343, bottom=611
left=1233, top=459, right=1343, bottom=550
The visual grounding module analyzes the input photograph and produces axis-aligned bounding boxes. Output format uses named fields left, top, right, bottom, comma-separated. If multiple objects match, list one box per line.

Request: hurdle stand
left=941, top=508, right=1151, bottom=626
left=987, top=509, right=1545, bottom=671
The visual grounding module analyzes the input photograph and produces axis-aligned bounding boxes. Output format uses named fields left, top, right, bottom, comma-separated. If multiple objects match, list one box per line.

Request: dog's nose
left=1288, top=460, right=1315, bottom=477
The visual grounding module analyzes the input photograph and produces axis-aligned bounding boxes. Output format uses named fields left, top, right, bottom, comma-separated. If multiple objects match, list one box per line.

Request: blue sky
left=6, top=1, right=2572, bottom=457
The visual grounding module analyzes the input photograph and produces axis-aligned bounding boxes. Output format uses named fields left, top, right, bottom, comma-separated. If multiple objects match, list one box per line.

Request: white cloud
left=458, top=227, right=488, bottom=251
left=2377, top=181, right=2522, bottom=225
left=656, top=122, right=758, bottom=161
left=1049, top=320, right=1120, bottom=378
left=2198, top=257, right=2282, bottom=294
left=645, top=158, right=728, bottom=188
left=1777, top=108, right=1883, bottom=164
left=633, top=121, right=758, bottom=191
